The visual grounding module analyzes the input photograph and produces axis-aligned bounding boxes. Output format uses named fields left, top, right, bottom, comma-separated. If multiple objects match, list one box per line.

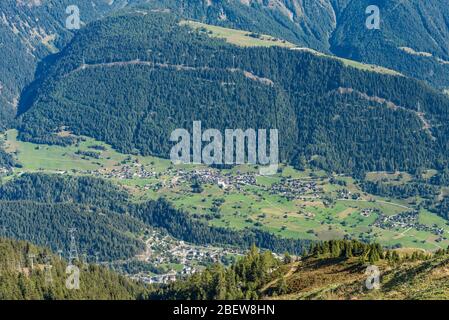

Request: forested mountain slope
left=0, top=173, right=311, bottom=257
left=2, top=0, right=449, bottom=131
left=133, top=0, right=449, bottom=90
left=140, top=0, right=337, bottom=51
left=0, top=0, right=139, bottom=129
left=0, top=173, right=147, bottom=261
left=330, top=0, right=449, bottom=89
left=0, top=238, right=150, bottom=300
left=18, top=12, right=449, bottom=174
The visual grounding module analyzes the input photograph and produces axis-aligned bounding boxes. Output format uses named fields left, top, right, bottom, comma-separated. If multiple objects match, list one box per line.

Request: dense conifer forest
left=0, top=173, right=311, bottom=259
left=16, top=12, right=449, bottom=176
left=0, top=238, right=150, bottom=300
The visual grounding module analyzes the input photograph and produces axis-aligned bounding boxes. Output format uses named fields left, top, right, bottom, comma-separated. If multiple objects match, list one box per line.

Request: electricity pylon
left=68, top=228, right=79, bottom=265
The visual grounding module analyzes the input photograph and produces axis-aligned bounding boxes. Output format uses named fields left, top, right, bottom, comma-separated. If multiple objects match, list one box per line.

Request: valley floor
left=2, top=129, right=449, bottom=252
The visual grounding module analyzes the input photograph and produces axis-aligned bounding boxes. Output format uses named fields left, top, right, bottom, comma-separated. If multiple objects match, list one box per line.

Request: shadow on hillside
left=303, top=257, right=364, bottom=274
left=17, top=51, right=63, bottom=117
left=382, top=257, right=449, bottom=291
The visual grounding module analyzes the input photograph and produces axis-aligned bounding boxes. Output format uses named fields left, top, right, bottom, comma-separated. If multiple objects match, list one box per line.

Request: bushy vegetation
left=0, top=148, right=15, bottom=169
left=310, top=239, right=385, bottom=264
left=359, top=180, right=439, bottom=199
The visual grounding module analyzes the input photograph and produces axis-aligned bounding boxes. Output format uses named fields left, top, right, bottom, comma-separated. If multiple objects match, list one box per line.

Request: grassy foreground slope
left=264, top=252, right=449, bottom=300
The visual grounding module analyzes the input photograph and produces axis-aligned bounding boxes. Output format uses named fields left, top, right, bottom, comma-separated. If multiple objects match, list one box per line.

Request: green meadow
left=2, top=130, right=449, bottom=251
left=182, top=20, right=400, bottom=76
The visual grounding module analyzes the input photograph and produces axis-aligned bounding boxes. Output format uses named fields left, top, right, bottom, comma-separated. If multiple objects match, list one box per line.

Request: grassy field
left=264, top=253, right=449, bottom=300
left=3, top=129, right=128, bottom=172
left=182, top=20, right=401, bottom=76
left=365, top=171, right=414, bottom=184
left=290, top=47, right=402, bottom=76
left=2, top=130, right=449, bottom=251
left=181, top=20, right=295, bottom=48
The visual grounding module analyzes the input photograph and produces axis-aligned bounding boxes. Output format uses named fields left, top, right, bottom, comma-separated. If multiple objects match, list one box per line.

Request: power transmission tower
left=28, top=253, right=36, bottom=270
left=44, top=255, right=53, bottom=285
left=68, top=228, right=79, bottom=265
left=57, top=249, right=63, bottom=261
left=181, top=0, right=185, bottom=14
left=82, top=252, right=88, bottom=269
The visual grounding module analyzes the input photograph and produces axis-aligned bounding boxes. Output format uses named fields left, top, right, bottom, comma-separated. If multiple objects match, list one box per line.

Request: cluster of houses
left=374, top=211, right=446, bottom=238
left=177, top=169, right=257, bottom=190
left=137, top=271, right=178, bottom=284
left=270, top=179, right=321, bottom=200
left=87, top=160, right=326, bottom=204
left=92, top=165, right=259, bottom=192
left=93, top=163, right=157, bottom=180
left=174, top=169, right=323, bottom=201
left=133, top=231, right=244, bottom=284
left=337, top=189, right=360, bottom=200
